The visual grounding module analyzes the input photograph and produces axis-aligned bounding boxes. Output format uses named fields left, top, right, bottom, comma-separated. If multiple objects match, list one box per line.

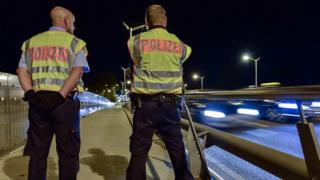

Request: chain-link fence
left=0, top=73, right=28, bottom=155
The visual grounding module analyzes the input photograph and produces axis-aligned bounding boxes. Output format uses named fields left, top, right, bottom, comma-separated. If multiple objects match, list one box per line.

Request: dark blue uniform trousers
left=126, top=101, right=194, bottom=180
left=24, top=97, right=80, bottom=180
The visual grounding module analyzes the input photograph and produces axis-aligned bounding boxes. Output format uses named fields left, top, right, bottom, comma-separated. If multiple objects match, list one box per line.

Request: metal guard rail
left=182, top=85, right=320, bottom=179
left=180, top=119, right=309, bottom=180
left=185, top=85, right=320, bottom=100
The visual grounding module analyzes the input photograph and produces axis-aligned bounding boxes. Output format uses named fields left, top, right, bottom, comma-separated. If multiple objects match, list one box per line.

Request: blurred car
left=182, top=98, right=320, bottom=124
left=181, top=99, right=241, bottom=128
left=234, top=100, right=320, bottom=122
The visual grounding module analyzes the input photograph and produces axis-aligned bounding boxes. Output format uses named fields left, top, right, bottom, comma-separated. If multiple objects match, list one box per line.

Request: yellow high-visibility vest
left=128, top=28, right=192, bottom=94
left=21, top=30, right=87, bottom=92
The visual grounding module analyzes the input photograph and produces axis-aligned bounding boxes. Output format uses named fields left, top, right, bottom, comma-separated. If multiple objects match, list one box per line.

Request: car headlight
left=204, top=110, right=226, bottom=118
left=278, top=103, right=308, bottom=109
left=278, top=103, right=298, bottom=109
left=237, top=108, right=259, bottom=116
left=311, top=102, right=320, bottom=107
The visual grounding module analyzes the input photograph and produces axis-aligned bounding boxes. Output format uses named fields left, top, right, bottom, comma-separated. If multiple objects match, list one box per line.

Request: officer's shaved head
left=50, top=6, right=75, bottom=34
left=145, top=4, right=167, bottom=27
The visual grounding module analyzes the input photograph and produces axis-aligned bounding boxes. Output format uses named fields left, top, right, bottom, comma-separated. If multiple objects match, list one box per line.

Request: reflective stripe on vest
left=32, top=78, right=65, bottom=87
left=67, top=37, right=80, bottom=71
left=69, top=37, right=85, bottom=92
left=133, top=81, right=183, bottom=90
left=32, top=78, right=84, bottom=88
left=32, top=66, right=69, bottom=73
left=133, top=34, right=142, bottom=65
left=134, top=69, right=182, bottom=78
left=180, top=42, right=187, bottom=64
left=25, top=40, right=32, bottom=71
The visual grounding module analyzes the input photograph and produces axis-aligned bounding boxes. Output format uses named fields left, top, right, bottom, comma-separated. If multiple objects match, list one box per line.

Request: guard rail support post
left=183, top=100, right=211, bottom=180
left=296, top=100, right=320, bottom=179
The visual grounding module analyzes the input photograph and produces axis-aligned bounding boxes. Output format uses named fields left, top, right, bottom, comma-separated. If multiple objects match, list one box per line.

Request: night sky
left=0, top=1, right=318, bottom=90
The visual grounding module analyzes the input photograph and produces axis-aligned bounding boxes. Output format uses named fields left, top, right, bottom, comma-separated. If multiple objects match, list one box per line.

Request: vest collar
left=149, top=25, right=166, bottom=30
left=49, top=26, right=67, bottom=32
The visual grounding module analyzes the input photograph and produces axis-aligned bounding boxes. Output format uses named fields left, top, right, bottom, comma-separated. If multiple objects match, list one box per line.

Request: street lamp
left=242, top=54, right=261, bottom=88
left=122, top=21, right=146, bottom=38
left=192, top=73, right=205, bottom=90
left=121, top=67, right=129, bottom=95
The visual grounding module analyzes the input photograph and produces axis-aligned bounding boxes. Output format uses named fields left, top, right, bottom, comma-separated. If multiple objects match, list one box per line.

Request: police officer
left=126, top=4, right=194, bottom=180
left=16, top=6, right=89, bottom=180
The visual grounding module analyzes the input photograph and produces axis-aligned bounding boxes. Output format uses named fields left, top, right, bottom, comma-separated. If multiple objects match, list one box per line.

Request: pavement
left=0, top=108, right=175, bottom=180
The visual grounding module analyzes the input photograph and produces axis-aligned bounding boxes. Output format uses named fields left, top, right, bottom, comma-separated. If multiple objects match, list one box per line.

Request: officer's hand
left=44, top=92, right=65, bottom=109
left=23, top=89, right=35, bottom=102
left=23, top=89, right=40, bottom=106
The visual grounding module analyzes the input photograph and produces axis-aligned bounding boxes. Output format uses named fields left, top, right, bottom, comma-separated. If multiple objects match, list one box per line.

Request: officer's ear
left=64, top=18, right=68, bottom=28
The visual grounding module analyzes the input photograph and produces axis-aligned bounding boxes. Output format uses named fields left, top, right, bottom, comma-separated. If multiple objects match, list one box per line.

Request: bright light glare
left=126, top=80, right=131, bottom=84
left=229, top=102, right=243, bottom=105
left=311, top=102, right=320, bottom=107
left=0, top=75, right=8, bottom=81
left=237, top=108, right=259, bottom=116
left=281, top=113, right=300, bottom=117
left=278, top=103, right=297, bottom=109
left=278, top=103, right=308, bottom=110
left=263, top=99, right=275, bottom=103
left=193, top=74, right=199, bottom=79
left=242, top=54, right=250, bottom=61
left=204, top=110, right=226, bottom=118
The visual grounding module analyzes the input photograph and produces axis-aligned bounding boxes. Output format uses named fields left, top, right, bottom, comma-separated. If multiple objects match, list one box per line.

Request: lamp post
left=193, top=74, right=205, bottom=90
left=121, top=67, right=129, bottom=95
left=5, top=73, right=9, bottom=98
left=242, top=54, right=261, bottom=88
left=122, top=21, right=145, bottom=95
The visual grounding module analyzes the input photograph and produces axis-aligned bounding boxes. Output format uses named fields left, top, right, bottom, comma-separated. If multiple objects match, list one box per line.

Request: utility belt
left=130, top=93, right=182, bottom=108
left=37, top=90, right=78, bottom=100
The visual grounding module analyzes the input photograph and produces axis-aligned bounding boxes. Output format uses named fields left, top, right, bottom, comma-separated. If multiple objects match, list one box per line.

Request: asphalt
left=0, top=107, right=175, bottom=180
left=200, top=114, right=320, bottom=180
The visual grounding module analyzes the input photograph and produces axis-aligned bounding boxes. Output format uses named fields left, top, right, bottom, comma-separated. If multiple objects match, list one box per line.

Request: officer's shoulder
left=66, top=34, right=86, bottom=46
left=28, top=31, right=49, bottom=41
left=167, top=32, right=182, bottom=41
left=131, top=32, right=146, bottom=39
left=141, top=29, right=159, bottom=37
left=128, top=33, right=140, bottom=42
left=22, top=31, right=44, bottom=47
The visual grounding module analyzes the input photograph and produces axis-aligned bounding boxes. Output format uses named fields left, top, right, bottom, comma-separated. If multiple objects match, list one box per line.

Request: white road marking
left=207, top=156, right=245, bottom=180
left=235, top=119, right=270, bottom=128
left=9, top=145, right=25, bottom=155
left=208, top=166, right=225, bottom=180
